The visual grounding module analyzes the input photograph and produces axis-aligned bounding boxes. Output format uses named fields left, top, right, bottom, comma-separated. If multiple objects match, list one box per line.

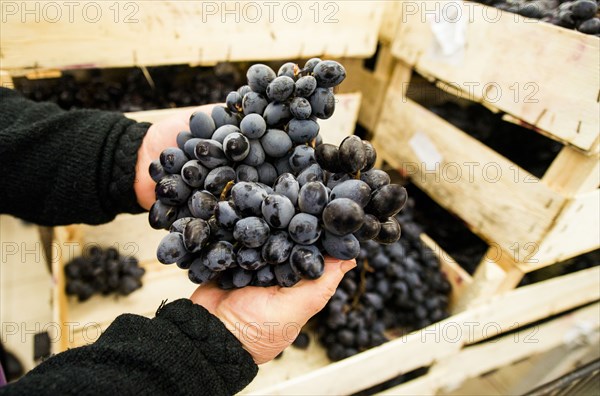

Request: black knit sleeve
left=0, top=87, right=149, bottom=226
left=0, top=299, right=258, bottom=396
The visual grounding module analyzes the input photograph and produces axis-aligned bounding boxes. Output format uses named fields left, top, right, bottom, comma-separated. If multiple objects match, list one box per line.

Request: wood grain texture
left=1, top=1, right=383, bottom=71
left=391, top=1, right=600, bottom=152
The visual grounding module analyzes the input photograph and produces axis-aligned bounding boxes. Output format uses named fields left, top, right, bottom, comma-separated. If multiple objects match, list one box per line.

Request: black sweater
left=0, top=88, right=258, bottom=395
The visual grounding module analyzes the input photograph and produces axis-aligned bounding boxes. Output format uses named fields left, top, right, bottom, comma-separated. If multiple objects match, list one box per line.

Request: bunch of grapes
left=149, top=59, right=408, bottom=289
left=316, top=199, right=451, bottom=361
left=64, top=246, right=145, bottom=302
left=476, top=0, right=599, bottom=35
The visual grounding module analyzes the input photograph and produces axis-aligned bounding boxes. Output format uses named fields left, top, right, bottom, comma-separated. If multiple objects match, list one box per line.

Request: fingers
left=279, top=258, right=356, bottom=319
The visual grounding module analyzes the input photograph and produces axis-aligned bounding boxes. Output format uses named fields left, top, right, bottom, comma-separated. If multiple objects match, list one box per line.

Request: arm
left=0, top=87, right=148, bottom=225
left=0, top=300, right=257, bottom=396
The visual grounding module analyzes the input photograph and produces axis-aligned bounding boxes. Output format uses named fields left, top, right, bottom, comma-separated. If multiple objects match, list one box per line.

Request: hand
left=191, top=258, right=356, bottom=364
left=134, top=105, right=215, bottom=210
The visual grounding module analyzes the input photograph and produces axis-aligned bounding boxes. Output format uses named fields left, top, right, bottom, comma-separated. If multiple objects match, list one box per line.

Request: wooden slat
left=391, top=1, right=600, bottom=152
left=542, top=147, right=600, bottom=196
left=378, top=1, right=404, bottom=43
left=2, top=2, right=383, bottom=72
left=374, top=76, right=566, bottom=264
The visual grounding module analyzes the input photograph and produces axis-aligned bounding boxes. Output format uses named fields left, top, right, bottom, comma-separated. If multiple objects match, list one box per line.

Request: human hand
left=134, top=104, right=215, bottom=210
left=191, top=258, right=356, bottom=364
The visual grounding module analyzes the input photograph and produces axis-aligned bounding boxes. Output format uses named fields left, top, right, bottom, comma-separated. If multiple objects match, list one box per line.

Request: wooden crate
left=372, top=62, right=599, bottom=305
left=389, top=0, right=600, bottom=154
left=1, top=2, right=383, bottom=76
left=51, top=93, right=362, bottom=352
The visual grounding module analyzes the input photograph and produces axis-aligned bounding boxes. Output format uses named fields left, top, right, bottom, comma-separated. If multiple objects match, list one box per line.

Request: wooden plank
left=378, top=1, right=404, bottom=43
left=380, top=303, right=600, bottom=395
left=542, top=146, right=600, bottom=196
left=249, top=266, right=600, bottom=395
left=125, top=93, right=362, bottom=145
left=1, top=2, right=383, bottom=71
left=0, top=70, right=14, bottom=88
left=374, top=85, right=566, bottom=264
left=391, top=1, right=600, bottom=152
left=528, top=189, right=600, bottom=270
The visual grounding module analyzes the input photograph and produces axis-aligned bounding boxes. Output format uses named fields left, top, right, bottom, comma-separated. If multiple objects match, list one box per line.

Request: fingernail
left=341, top=259, right=356, bottom=272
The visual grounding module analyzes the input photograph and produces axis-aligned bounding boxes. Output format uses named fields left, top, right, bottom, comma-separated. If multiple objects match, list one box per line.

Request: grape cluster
left=475, top=0, right=600, bottom=35
left=149, top=59, right=408, bottom=289
left=64, top=246, right=145, bottom=302
left=315, top=202, right=451, bottom=361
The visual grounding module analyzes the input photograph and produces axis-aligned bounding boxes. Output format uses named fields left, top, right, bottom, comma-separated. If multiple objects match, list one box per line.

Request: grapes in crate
left=64, top=246, right=145, bottom=302
left=149, top=59, right=408, bottom=289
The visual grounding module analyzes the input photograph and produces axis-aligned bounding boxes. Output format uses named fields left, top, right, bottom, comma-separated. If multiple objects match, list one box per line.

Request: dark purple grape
left=257, top=162, right=278, bottom=186
left=322, top=232, right=360, bottom=260
left=189, top=259, right=217, bottom=284
left=233, top=217, right=270, bottom=248
left=231, top=182, right=268, bottom=216
left=176, top=131, right=193, bottom=151
left=313, top=60, right=346, bottom=88
left=278, top=62, right=298, bottom=79
left=262, top=231, right=294, bottom=264
left=288, top=213, right=321, bottom=245
left=184, top=138, right=202, bottom=158
left=183, top=218, right=211, bottom=253
left=240, top=113, right=267, bottom=139
left=157, top=232, right=187, bottom=264
left=223, top=132, right=250, bottom=162
left=287, top=118, right=320, bottom=144
left=289, top=245, right=325, bottom=279
left=149, top=160, right=167, bottom=183
left=292, top=332, right=310, bottom=349
left=201, top=241, right=236, bottom=272
left=309, top=88, right=335, bottom=119
left=212, top=125, right=240, bottom=144
left=260, top=129, right=292, bottom=158
left=170, top=217, right=194, bottom=233
left=242, top=139, right=266, bottom=166
left=235, top=164, right=259, bottom=182
left=195, top=139, right=228, bottom=169
left=362, top=141, right=377, bottom=171
left=322, top=198, right=365, bottom=236
left=326, top=172, right=351, bottom=189
left=188, top=190, right=218, bottom=220
left=274, top=261, right=301, bottom=287
left=266, top=76, right=295, bottom=102
left=237, top=85, right=252, bottom=98
left=298, top=182, right=329, bottom=215
left=297, top=164, right=324, bottom=186
left=366, top=184, right=408, bottom=219
left=579, top=17, right=600, bottom=34
left=315, top=144, right=343, bottom=173
left=263, top=102, right=292, bottom=127
left=353, top=214, right=381, bottom=242
left=214, top=200, right=241, bottom=229
left=204, top=166, right=235, bottom=197
left=208, top=216, right=235, bottom=243
left=232, top=267, right=254, bottom=288
left=303, top=58, right=321, bottom=73
left=242, top=92, right=269, bottom=115
left=212, top=106, right=240, bottom=128
left=246, top=64, right=276, bottom=93
left=261, top=193, right=295, bottom=229
left=181, top=160, right=208, bottom=188
left=237, top=247, right=267, bottom=271
left=375, top=217, right=402, bottom=244
left=254, top=265, right=276, bottom=287
left=226, top=91, right=243, bottom=112
left=338, top=136, right=366, bottom=173
left=295, top=76, right=317, bottom=97
left=274, top=173, right=300, bottom=205
left=360, top=170, right=390, bottom=190
left=289, top=145, right=316, bottom=173
left=330, top=180, right=371, bottom=208
left=160, top=147, right=188, bottom=174
left=155, top=175, right=192, bottom=205
left=572, top=0, right=597, bottom=19
left=149, top=201, right=178, bottom=230
left=190, top=111, right=216, bottom=138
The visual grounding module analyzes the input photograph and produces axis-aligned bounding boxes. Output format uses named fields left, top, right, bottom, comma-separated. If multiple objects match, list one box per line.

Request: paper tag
left=428, top=0, right=467, bottom=64
left=409, top=132, right=443, bottom=171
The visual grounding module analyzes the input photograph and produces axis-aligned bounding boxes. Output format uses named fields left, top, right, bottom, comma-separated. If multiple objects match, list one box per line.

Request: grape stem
left=310, top=138, right=316, bottom=149
left=352, top=259, right=373, bottom=309
left=220, top=180, right=235, bottom=201
left=354, top=170, right=361, bottom=180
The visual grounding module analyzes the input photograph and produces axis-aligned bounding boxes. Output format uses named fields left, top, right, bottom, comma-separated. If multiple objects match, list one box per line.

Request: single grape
left=274, top=173, right=300, bottom=205
left=375, top=217, right=401, bottom=244
left=176, top=254, right=194, bottom=270
left=262, top=231, right=294, bottom=264
left=233, top=217, right=270, bottom=248
left=262, top=193, right=295, bottom=229
left=240, top=113, right=267, bottom=139
left=183, top=138, right=202, bottom=158
left=204, top=166, right=235, bottom=197
left=309, top=88, right=335, bottom=119
left=263, top=102, right=291, bottom=127
left=217, top=270, right=236, bottom=290
left=274, top=154, right=294, bottom=175
left=326, top=172, right=351, bottom=189
left=288, top=213, right=321, bottom=245
left=176, top=131, right=193, bottom=151
left=295, top=75, right=317, bottom=97
left=214, top=200, right=242, bottom=229
left=278, top=62, right=298, bottom=79
left=201, top=241, right=236, bottom=272
left=362, top=141, right=377, bottom=171
left=149, top=160, right=167, bottom=183
left=246, top=64, right=276, bottom=93
left=360, top=169, right=390, bottom=190
left=572, top=0, right=597, bottom=19
left=254, top=265, right=276, bottom=287
left=181, top=160, right=208, bottom=188
left=208, top=215, right=235, bottom=243
left=212, top=106, right=240, bottom=128
left=287, top=118, right=320, bottom=144
left=194, top=139, right=229, bottom=169
left=190, top=111, right=216, bottom=138
left=303, top=58, right=322, bottom=73
left=579, top=17, right=600, bottom=34
left=322, top=232, right=360, bottom=260
left=266, top=76, right=295, bottom=102
left=242, top=139, right=266, bottom=167
left=292, top=332, right=310, bottom=349
left=183, top=218, right=211, bottom=253
left=188, top=190, right=218, bottom=220
left=157, top=232, right=187, bottom=264
left=297, top=163, right=324, bottom=186
left=223, top=132, right=250, bottom=162
left=353, top=214, right=381, bottom=242
left=235, top=164, right=259, bottom=182
left=242, top=92, right=269, bottom=115
left=149, top=201, right=178, bottom=230
left=188, top=259, right=218, bottom=284
left=237, top=85, right=252, bottom=98
left=232, top=267, right=254, bottom=288
left=366, top=184, right=408, bottom=219
left=155, top=174, right=192, bottom=205
left=237, top=247, right=267, bottom=271
left=160, top=147, right=188, bottom=174
left=338, top=136, right=366, bottom=173
left=289, top=97, right=312, bottom=120
left=257, top=162, right=278, bottom=186
left=260, top=129, right=293, bottom=158
left=226, top=91, right=243, bottom=112
left=315, top=143, right=343, bottom=173
left=176, top=204, right=193, bottom=220
left=330, top=180, right=372, bottom=208
left=289, top=145, right=316, bottom=173
left=231, top=181, right=268, bottom=216
left=274, top=261, right=301, bottom=287
left=313, top=60, right=346, bottom=88
left=212, top=125, right=240, bottom=144
left=169, top=217, right=194, bottom=233
left=298, top=182, right=329, bottom=215
left=322, top=198, right=365, bottom=236
left=289, top=245, right=325, bottom=279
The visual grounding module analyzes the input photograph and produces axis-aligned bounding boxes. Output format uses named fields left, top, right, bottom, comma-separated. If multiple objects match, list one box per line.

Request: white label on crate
left=427, top=0, right=467, bottom=64
left=409, top=132, right=443, bottom=172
